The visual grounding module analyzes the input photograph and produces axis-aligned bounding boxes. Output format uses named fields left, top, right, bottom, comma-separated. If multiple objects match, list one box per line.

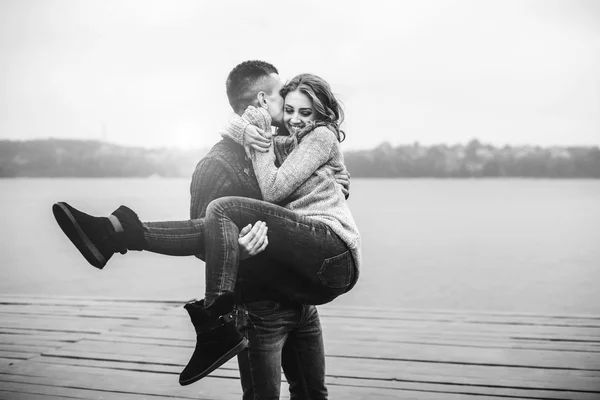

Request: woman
left=53, top=73, right=360, bottom=385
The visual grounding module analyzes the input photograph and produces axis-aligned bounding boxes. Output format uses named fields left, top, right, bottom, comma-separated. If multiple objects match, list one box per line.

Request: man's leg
left=237, top=300, right=300, bottom=400
left=282, top=305, right=328, bottom=400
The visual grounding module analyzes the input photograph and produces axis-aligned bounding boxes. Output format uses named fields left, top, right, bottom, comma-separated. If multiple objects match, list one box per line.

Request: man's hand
left=244, top=125, right=271, bottom=153
left=239, top=221, right=269, bottom=260
left=334, top=169, right=351, bottom=199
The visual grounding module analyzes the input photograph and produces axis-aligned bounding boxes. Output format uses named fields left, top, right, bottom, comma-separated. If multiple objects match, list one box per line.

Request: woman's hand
left=244, top=125, right=272, bottom=153
left=238, top=221, right=269, bottom=260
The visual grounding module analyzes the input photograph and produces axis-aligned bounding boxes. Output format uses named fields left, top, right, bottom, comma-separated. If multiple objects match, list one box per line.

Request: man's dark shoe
left=179, top=293, right=248, bottom=386
left=52, top=202, right=145, bottom=269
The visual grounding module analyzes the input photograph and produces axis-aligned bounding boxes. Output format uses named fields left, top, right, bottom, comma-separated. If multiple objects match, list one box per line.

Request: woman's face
left=283, top=90, right=315, bottom=135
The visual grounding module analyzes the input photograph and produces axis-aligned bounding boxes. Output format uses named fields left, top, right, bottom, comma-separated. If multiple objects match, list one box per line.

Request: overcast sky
left=1, top=0, right=598, bottom=150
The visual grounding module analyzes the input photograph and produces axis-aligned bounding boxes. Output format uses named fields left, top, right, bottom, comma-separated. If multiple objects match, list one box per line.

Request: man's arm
left=190, top=157, right=232, bottom=221
left=335, top=168, right=350, bottom=199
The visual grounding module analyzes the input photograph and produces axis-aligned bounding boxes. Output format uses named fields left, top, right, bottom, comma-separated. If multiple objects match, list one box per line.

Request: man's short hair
left=226, top=60, right=279, bottom=115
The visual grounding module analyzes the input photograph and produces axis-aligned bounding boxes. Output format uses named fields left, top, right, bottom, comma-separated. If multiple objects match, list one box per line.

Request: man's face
left=263, top=73, right=284, bottom=127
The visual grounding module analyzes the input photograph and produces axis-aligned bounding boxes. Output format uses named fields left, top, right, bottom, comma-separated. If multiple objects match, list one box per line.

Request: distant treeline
left=345, top=140, right=600, bottom=178
left=1, top=138, right=599, bottom=178
left=0, top=139, right=207, bottom=178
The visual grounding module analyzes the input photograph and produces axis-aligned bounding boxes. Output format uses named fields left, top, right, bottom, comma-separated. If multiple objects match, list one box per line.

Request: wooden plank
left=324, top=339, right=600, bottom=370
left=0, top=381, right=200, bottom=400
left=318, top=317, right=600, bottom=340
left=32, top=354, right=241, bottom=378
left=71, top=329, right=600, bottom=355
left=319, top=306, right=600, bottom=326
left=0, top=344, right=57, bottom=355
left=0, top=329, right=96, bottom=343
left=0, top=390, right=79, bottom=400
left=320, top=303, right=600, bottom=320
left=0, top=351, right=38, bottom=360
left=0, top=335, right=78, bottom=348
left=0, top=304, right=176, bottom=318
left=327, top=376, right=600, bottom=400
left=0, top=362, right=243, bottom=399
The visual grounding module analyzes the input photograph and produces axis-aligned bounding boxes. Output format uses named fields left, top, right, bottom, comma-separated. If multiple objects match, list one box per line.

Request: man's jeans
left=237, top=300, right=327, bottom=400
left=205, top=196, right=357, bottom=306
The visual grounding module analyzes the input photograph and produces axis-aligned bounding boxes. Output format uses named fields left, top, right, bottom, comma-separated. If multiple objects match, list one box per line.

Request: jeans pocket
left=317, top=250, right=353, bottom=289
left=245, top=300, right=281, bottom=317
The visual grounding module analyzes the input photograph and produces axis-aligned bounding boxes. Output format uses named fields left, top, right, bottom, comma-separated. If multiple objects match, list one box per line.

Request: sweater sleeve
left=220, top=114, right=249, bottom=145
left=251, top=126, right=336, bottom=203
left=220, top=106, right=271, bottom=145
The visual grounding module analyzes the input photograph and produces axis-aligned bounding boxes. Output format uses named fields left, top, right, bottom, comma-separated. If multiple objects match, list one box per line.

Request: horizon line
left=1, top=136, right=599, bottom=151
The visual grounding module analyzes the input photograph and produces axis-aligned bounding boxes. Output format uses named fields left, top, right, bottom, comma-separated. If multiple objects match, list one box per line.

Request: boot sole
left=52, top=202, right=106, bottom=269
left=179, top=337, right=248, bottom=386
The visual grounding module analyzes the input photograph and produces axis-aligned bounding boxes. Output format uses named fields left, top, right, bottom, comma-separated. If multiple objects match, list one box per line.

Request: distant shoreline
left=2, top=176, right=600, bottom=180
left=1, top=138, right=599, bottom=179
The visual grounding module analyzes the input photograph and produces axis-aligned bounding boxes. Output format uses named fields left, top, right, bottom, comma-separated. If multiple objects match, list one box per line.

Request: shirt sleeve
left=190, top=158, right=231, bottom=220
left=250, top=126, right=337, bottom=203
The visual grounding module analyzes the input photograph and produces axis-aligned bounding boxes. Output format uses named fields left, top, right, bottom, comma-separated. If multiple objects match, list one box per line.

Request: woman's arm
left=220, top=113, right=249, bottom=145
left=251, top=126, right=337, bottom=203
left=220, top=107, right=272, bottom=149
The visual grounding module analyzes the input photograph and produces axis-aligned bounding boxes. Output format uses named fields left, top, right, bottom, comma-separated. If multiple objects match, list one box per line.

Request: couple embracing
left=53, top=60, right=361, bottom=399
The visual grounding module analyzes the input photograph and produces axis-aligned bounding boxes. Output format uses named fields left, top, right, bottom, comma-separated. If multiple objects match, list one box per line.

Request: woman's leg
left=204, top=196, right=356, bottom=306
left=143, top=219, right=206, bottom=258
left=52, top=202, right=208, bottom=269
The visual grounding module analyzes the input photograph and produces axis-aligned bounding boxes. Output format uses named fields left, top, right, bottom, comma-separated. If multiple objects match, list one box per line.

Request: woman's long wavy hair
left=278, top=74, right=345, bottom=155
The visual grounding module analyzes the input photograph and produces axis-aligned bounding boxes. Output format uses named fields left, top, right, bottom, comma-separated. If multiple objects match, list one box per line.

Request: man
left=52, top=60, right=348, bottom=399
left=188, top=60, right=348, bottom=399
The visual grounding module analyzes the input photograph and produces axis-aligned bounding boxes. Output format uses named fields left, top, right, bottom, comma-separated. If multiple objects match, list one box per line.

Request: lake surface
left=1, top=178, right=599, bottom=315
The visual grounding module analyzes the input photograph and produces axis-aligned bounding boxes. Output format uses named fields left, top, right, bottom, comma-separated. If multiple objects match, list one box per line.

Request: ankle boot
left=179, top=292, right=248, bottom=386
left=52, top=202, right=146, bottom=269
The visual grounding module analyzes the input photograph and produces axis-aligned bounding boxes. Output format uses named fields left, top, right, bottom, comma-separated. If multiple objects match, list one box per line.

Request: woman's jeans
left=143, top=219, right=207, bottom=258
left=205, top=196, right=356, bottom=306
left=142, top=196, right=357, bottom=306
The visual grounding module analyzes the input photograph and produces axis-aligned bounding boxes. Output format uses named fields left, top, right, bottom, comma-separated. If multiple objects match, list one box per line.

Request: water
left=1, top=178, right=599, bottom=315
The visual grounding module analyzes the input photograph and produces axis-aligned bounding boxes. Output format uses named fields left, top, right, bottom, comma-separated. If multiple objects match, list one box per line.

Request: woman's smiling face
left=283, top=90, right=316, bottom=135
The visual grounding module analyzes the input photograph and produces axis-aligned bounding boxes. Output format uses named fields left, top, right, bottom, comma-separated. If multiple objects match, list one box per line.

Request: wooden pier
left=0, top=295, right=599, bottom=399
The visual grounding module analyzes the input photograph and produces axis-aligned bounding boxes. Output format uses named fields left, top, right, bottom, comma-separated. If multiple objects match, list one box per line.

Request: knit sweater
left=190, top=137, right=262, bottom=221
left=222, top=106, right=361, bottom=273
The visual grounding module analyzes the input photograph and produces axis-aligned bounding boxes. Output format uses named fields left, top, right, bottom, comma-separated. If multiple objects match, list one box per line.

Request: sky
left=0, top=0, right=599, bottom=150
